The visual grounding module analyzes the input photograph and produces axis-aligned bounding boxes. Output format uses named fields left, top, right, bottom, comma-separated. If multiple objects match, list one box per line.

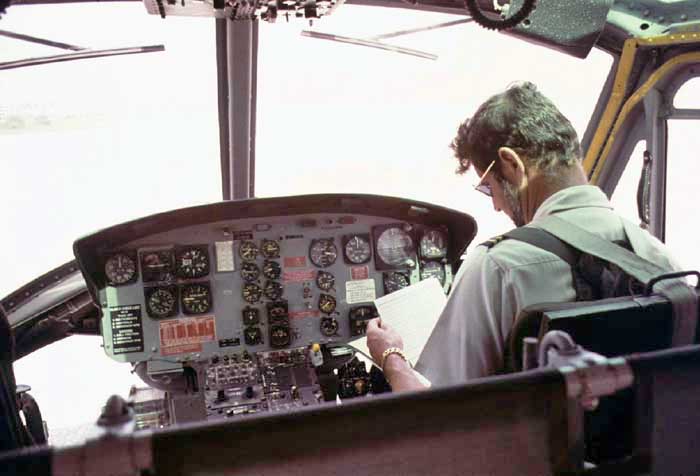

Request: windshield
left=2, top=3, right=612, bottom=434
left=1, top=2, right=220, bottom=432
left=256, top=6, right=613, bottom=244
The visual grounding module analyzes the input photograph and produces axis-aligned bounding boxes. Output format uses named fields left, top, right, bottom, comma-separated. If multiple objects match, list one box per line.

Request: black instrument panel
left=74, top=194, right=477, bottom=365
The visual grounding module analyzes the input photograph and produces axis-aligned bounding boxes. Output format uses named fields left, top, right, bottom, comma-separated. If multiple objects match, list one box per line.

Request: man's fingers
left=367, top=317, right=382, bottom=332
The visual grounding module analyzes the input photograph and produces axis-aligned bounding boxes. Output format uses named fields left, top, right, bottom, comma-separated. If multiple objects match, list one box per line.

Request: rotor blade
left=300, top=31, right=437, bottom=61
left=369, top=18, right=473, bottom=41
left=0, top=45, right=165, bottom=71
left=0, top=29, right=87, bottom=51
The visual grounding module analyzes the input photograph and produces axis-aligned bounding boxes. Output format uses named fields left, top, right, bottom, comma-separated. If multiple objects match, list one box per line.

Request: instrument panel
left=74, top=194, right=477, bottom=365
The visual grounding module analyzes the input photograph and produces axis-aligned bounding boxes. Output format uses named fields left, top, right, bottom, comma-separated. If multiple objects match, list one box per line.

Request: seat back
left=504, top=289, right=700, bottom=463
left=626, top=345, right=700, bottom=476
left=148, top=369, right=578, bottom=476
left=0, top=368, right=584, bottom=476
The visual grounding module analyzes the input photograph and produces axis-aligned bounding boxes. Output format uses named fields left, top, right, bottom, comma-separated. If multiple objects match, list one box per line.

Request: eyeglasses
left=473, top=160, right=496, bottom=197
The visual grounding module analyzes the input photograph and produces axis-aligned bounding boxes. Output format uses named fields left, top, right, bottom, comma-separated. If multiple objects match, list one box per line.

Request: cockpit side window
left=666, top=115, right=700, bottom=273
left=610, top=141, right=647, bottom=225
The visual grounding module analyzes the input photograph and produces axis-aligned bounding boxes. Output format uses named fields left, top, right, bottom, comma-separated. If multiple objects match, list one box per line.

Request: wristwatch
left=381, top=347, right=412, bottom=370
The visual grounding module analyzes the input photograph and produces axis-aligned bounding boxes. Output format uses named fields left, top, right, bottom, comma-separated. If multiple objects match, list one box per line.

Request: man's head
left=451, top=82, right=585, bottom=226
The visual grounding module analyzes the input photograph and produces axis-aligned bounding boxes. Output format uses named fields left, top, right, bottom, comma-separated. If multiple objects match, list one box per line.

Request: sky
left=0, top=2, right=697, bottom=434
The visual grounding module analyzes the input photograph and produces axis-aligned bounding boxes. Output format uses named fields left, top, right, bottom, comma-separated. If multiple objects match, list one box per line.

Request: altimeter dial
left=181, top=283, right=212, bottom=315
left=176, top=246, right=210, bottom=279
left=145, top=286, right=177, bottom=318
left=104, top=253, right=137, bottom=285
left=343, top=234, right=371, bottom=264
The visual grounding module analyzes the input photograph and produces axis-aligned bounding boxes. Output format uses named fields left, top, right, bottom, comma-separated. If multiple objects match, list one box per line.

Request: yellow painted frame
left=584, top=32, right=700, bottom=182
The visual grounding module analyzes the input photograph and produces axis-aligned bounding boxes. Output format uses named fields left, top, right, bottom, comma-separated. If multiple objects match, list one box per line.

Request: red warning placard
left=284, top=256, right=307, bottom=268
left=159, top=316, right=216, bottom=356
left=161, top=343, right=202, bottom=356
left=350, top=266, right=370, bottom=280
left=289, top=310, right=321, bottom=319
left=283, top=269, right=315, bottom=283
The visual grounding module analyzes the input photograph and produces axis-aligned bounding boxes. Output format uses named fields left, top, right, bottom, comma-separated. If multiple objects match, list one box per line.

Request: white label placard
left=215, top=240, right=235, bottom=272
left=345, top=279, right=376, bottom=304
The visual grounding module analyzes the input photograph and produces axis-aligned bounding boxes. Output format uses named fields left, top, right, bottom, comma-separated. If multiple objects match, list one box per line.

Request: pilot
left=366, top=81, right=679, bottom=391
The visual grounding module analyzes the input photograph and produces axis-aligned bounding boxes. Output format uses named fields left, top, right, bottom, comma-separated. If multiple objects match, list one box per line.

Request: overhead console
left=74, top=194, right=476, bottom=423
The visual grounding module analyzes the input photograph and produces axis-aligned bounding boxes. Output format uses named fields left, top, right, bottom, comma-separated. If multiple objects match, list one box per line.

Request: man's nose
left=493, top=198, right=501, bottom=212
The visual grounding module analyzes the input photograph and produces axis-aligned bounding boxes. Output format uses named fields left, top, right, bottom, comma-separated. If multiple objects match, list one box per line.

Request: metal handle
left=644, top=270, right=700, bottom=295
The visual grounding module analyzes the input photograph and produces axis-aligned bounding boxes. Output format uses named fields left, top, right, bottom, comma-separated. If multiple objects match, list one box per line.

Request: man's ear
left=497, top=147, right=526, bottom=186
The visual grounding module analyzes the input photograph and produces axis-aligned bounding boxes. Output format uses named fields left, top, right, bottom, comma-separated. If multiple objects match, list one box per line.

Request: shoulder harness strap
left=481, top=226, right=578, bottom=266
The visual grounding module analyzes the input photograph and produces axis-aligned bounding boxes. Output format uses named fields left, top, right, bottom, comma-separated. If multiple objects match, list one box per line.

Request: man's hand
left=366, top=318, right=427, bottom=392
left=366, top=318, right=404, bottom=366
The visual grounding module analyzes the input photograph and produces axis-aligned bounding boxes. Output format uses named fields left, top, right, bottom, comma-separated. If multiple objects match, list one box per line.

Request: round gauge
left=181, top=283, right=212, bottom=315
left=140, top=250, right=174, bottom=282
left=263, top=281, right=283, bottom=300
left=420, top=229, right=448, bottom=259
left=244, top=327, right=263, bottom=345
left=262, top=260, right=281, bottom=280
left=146, top=287, right=177, bottom=318
left=376, top=227, right=415, bottom=268
left=241, top=262, right=260, bottom=282
left=383, top=271, right=410, bottom=295
left=242, top=306, right=260, bottom=326
left=344, top=235, right=372, bottom=264
left=348, top=305, right=378, bottom=336
left=239, top=241, right=259, bottom=261
left=176, top=247, right=210, bottom=279
left=316, top=271, right=335, bottom=291
left=267, top=301, right=288, bottom=321
left=318, top=294, right=337, bottom=314
left=104, top=253, right=137, bottom=285
left=349, top=305, right=376, bottom=320
left=269, top=325, right=291, bottom=348
left=320, top=317, right=339, bottom=336
left=242, top=283, right=262, bottom=304
left=309, top=239, right=338, bottom=268
left=260, top=239, right=281, bottom=259
left=420, top=261, right=446, bottom=286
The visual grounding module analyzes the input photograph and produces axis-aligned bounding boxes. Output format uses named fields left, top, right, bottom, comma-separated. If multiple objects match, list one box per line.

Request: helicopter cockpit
left=3, top=0, right=700, bottom=475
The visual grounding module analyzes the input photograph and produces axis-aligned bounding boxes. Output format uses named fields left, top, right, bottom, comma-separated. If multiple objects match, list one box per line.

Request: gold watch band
left=381, top=347, right=412, bottom=369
